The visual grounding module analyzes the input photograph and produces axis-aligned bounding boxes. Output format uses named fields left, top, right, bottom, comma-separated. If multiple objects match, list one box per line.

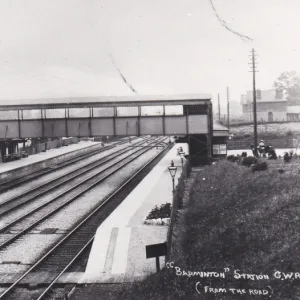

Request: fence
left=21, top=137, right=88, bottom=155
left=166, top=159, right=191, bottom=261
left=229, top=120, right=300, bottom=127
left=227, top=137, right=294, bottom=150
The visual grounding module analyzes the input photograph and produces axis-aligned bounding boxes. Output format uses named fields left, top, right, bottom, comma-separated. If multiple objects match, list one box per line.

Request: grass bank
left=112, top=160, right=300, bottom=299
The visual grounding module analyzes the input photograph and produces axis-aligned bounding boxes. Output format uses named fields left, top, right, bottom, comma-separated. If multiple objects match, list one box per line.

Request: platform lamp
left=168, top=160, right=177, bottom=193
left=179, top=151, right=185, bottom=170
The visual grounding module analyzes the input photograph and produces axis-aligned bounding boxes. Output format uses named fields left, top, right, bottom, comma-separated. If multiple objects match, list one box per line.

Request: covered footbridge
left=0, top=94, right=229, bottom=165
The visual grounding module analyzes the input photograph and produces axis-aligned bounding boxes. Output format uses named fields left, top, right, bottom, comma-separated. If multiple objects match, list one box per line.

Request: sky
left=0, top=0, right=300, bottom=116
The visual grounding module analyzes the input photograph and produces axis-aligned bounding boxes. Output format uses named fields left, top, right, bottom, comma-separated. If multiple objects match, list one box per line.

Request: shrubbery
left=251, top=161, right=268, bottom=172
left=113, top=161, right=300, bottom=299
left=226, top=155, right=239, bottom=162
left=146, top=203, right=171, bottom=220
left=241, top=156, right=258, bottom=167
left=227, top=154, right=268, bottom=171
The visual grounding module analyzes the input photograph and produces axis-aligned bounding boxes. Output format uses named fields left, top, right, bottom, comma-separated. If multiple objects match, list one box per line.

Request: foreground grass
left=113, top=160, right=300, bottom=299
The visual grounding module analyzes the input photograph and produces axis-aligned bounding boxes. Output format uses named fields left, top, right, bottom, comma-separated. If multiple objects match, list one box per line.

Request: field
left=230, top=122, right=300, bottom=137
left=109, top=158, right=300, bottom=299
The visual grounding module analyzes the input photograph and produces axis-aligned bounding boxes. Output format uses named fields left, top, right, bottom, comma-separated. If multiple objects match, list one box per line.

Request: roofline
left=213, top=131, right=230, bottom=137
left=0, top=94, right=212, bottom=110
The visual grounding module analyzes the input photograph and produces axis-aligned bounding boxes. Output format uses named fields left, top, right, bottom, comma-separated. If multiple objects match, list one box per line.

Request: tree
left=273, top=71, right=300, bottom=103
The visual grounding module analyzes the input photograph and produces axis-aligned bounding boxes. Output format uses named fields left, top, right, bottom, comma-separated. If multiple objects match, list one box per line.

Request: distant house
left=287, top=106, right=300, bottom=121
left=241, top=89, right=287, bottom=122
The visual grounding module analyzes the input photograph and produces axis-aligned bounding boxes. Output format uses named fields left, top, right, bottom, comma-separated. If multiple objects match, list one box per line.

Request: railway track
left=0, top=136, right=141, bottom=193
left=0, top=137, right=163, bottom=250
left=0, top=137, right=153, bottom=219
left=0, top=137, right=169, bottom=300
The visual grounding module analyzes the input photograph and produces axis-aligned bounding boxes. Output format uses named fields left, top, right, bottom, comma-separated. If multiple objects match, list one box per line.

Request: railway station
left=0, top=94, right=229, bottom=166
left=0, top=94, right=229, bottom=299
left=2, top=0, right=297, bottom=297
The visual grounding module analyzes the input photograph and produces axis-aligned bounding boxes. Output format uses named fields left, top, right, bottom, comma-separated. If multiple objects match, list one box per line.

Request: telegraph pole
left=218, top=94, right=221, bottom=122
left=226, top=87, right=230, bottom=129
left=249, top=49, right=258, bottom=151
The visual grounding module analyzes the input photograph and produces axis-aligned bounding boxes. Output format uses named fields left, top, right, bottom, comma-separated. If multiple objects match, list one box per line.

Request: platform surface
left=0, top=140, right=103, bottom=174
left=83, top=143, right=188, bottom=283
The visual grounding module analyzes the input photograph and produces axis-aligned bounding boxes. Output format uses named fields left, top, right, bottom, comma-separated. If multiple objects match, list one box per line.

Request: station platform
left=82, top=143, right=188, bottom=283
left=0, top=141, right=104, bottom=173
left=0, top=140, right=107, bottom=183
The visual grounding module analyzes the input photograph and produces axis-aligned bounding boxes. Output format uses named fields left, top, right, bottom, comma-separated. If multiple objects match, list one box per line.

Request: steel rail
left=0, top=138, right=164, bottom=250
left=37, top=145, right=168, bottom=299
left=0, top=138, right=153, bottom=217
left=0, top=137, right=159, bottom=234
left=0, top=137, right=167, bottom=299
left=0, top=136, right=141, bottom=193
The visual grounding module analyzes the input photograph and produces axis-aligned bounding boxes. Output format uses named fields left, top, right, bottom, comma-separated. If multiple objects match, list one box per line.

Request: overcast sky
left=0, top=0, right=299, bottom=115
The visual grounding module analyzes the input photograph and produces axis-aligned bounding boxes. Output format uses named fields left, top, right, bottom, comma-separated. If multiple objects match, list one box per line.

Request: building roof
left=213, top=122, right=228, bottom=131
left=0, top=94, right=212, bottom=110
left=241, top=89, right=287, bottom=105
left=213, top=122, right=229, bottom=136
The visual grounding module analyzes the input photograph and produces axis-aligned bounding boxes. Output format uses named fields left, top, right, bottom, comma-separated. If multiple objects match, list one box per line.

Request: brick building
left=241, top=89, right=287, bottom=122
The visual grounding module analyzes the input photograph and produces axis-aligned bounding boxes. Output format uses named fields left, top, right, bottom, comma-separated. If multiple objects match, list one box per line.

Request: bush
left=146, top=203, right=171, bottom=220
left=226, top=155, right=235, bottom=161
left=251, top=161, right=268, bottom=172
left=241, top=156, right=258, bottom=167
left=227, top=155, right=240, bottom=163
left=284, top=152, right=292, bottom=163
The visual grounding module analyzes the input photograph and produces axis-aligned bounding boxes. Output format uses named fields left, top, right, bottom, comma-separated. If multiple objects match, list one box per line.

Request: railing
left=166, top=159, right=191, bottom=261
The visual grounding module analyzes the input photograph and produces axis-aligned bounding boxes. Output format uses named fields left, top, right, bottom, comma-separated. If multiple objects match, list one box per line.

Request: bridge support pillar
left=0, top=142, right=5, bottom=162
left=188, top=134, right=212, bottom=166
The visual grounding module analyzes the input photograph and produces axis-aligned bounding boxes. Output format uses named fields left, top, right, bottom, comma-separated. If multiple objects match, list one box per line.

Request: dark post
left=78, top=122, right=81, bottom=138
left=41, top=109, right=45, bottom=138
left=65, top=108, right=69, bottom=138
left=156, top=257, right=160, bottom=272
left=206, top=102, right=213, bottom=163
left=137, top=106, right=141, bottom=137
left=0, top=143, right=5, bottom=162
left=162, top=105, right=165, bottom=136
left=17, top=110, right=21, bottom=139
left=113, top=107, right=117, bottom=137
left=89, top=107, right=92, bottom=138
left=218, top=93, right=221, bottom=123
left=227, top=87, right=230, bottom=130
left=146, top=243, right=167, bottom=271
left=251, top=49, right=258, bottom=151
left=172, top=177, right=175, bottom=193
